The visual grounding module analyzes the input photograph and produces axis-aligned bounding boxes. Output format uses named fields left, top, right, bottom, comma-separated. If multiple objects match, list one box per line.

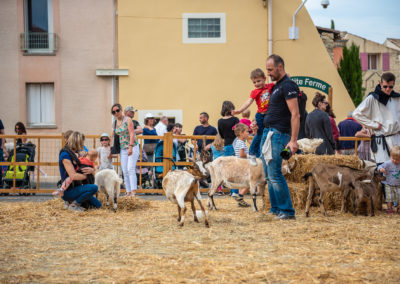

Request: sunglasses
left=100, top=138, right=109, bottom=141
left=112, top=109, right=121, bottom=115
left=382, top=85, right=394, bottom=89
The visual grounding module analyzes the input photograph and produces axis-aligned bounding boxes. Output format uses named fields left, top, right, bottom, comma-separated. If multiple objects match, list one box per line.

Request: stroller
left=153, top=140, right=177, bottom=189
left=136, top=149, right=154, bottom=189
left=2, top=143, right=36, bottom=194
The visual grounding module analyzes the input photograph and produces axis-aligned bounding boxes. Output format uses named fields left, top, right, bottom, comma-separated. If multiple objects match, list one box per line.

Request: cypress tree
left=338, top=43, right=363, bottom=106
left=330, top=19, right=335, bottom=30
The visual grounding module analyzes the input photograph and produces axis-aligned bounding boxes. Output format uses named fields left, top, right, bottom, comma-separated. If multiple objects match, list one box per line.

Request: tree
left=330, top=19, right=335, bottom=30
left=338, top=43, right=363, bottom=106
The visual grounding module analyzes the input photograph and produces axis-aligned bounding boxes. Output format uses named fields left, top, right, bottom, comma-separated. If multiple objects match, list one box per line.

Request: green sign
left=291, top=76, right=331, bottom=95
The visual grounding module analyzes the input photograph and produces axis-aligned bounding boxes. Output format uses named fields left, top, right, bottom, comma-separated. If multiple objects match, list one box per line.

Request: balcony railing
left=20, top=32, right=58, bottom=53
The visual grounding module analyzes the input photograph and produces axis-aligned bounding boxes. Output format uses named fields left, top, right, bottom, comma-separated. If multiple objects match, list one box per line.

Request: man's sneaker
left=236, top=197, right=251, bottom=207
left=63, top=201, right=70, bottom=209
left=68, top=204, right=85, bottom=212
left=248, top=155, right=258, bottom=166
left=275, top=213, right=296, bottom=220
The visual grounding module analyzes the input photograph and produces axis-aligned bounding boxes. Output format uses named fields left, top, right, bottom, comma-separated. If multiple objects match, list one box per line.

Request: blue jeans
left=62, top=184, right=101, bottom=208
left=223, top=145, right=238, bottom=195
left=260, top=128, right=295, bottom=216
left=249, top=112, right=265, bottom=157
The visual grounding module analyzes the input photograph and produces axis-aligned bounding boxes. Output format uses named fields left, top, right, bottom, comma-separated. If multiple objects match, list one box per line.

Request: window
left=182, top=13, right=226, bottom=44
left=368, top=54, right=378, bottom=70
left=26, top=83, right=55, bottom=127
left=23, top=0, right=55, bottom=52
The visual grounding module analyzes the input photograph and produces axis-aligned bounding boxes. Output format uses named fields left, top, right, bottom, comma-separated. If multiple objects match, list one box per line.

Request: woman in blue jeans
left=59, top=131, right=101, bottom=212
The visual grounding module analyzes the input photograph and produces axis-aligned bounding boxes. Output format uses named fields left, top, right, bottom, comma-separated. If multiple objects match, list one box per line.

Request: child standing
left=211, top=134, right=224, bottom=160
left=239, top=110, right=252, bottom=134
left=232, top=123, right=251, bottom=207
left=378, top=146, right=400, bottom=214
left=97, top=133, right=114, bottom=170
left=232, top=68, right=274, bottom=164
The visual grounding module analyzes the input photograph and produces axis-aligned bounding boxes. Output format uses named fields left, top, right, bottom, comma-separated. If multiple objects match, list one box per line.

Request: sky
left=305, top=0, right=400, bottom=44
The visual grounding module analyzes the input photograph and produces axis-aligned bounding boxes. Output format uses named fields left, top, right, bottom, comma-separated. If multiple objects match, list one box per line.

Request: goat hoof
left=194, top=218, right=199, bottom=223
left=205, top=221, right=210, bottom=228
left=178, top=222, right=184, bottom=227
left=305, top=212, right=309, bottom=217
left=177, top=217, right=181, bottom=222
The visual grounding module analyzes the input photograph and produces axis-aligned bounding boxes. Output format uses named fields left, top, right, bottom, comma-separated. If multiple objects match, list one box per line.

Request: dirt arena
left=1, top=196, right=399, bottom=283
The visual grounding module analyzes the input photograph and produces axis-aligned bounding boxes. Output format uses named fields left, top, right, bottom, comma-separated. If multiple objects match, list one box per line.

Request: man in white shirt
left=155, top=116, right=168, bottom=136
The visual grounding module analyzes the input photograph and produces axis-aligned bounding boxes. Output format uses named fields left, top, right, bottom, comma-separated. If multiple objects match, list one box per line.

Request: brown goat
left=304, top=164, right=370, bottom=217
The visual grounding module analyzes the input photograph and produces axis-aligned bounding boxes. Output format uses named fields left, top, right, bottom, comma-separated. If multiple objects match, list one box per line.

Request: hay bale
left=286, top=154, right=361, bottom=183
left=263, top=154, right=361, bottom=212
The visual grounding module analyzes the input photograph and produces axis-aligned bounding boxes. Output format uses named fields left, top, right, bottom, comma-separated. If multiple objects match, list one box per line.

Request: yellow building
left=118, top=0, right=354, bottom=133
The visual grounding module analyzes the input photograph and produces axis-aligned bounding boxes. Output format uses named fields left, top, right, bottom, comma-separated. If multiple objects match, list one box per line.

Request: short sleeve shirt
left=263, top=75, right=299, bottom=134
left=233, top=138, right=248, bottom=158
left=193, top=125, right=218, bottom=151
left=59, top=150, right=74, bottom=181
left=250, top=83, right=275, bottom=113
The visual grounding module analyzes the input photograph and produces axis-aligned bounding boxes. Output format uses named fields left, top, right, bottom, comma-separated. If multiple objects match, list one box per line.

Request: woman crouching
left=59, top=131, right=101, bottom=212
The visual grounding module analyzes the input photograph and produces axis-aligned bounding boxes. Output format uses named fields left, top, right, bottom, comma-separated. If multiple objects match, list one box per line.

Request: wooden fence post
left=163, top=132, right=173, bottom=178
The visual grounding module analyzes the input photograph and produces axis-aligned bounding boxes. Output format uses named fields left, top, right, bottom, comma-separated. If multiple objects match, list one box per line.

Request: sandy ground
left=1, top=196, right=399, bottom=283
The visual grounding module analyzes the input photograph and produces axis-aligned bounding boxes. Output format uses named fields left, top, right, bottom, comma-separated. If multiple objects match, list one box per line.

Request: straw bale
left=1, top=197, right=399, bottom=283
left=286, top=154, right=362, bottom=183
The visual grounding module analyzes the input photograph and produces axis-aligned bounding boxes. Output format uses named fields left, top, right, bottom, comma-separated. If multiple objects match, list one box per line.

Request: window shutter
left=382, top=53, right=390, bottom=71
left=360, top=53, right=368, bottom=71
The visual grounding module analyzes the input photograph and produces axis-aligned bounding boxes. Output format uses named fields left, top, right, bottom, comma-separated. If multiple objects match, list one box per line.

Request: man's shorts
left=384, top=184, right=400, bottom=203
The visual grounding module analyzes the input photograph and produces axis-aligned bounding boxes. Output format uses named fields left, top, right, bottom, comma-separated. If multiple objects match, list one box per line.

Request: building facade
left=0, top=0, right=117, bottom=135
left=118, top=0, right=355, bottom=133
left=343, top=33, right=400, bottom=96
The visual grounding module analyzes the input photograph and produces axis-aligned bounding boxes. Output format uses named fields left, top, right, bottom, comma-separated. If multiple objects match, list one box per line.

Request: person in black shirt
left=260, top=54, right=299, bottom=220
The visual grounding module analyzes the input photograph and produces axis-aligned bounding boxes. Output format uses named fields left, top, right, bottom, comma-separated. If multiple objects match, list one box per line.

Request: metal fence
left=20, top=32, right=58, bottom=52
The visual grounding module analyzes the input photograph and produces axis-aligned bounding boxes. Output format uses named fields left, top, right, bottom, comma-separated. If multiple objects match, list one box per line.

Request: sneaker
left=63, top=201, right=70, bottom=209
left=231, top=193, right=240, bottom=199
left=266, top=211, right=279, bottom=216
left=275, top=213, right=296, bottom=220
left=248, top=155, right=258, bottom=166
left=68, top=203, right=85, bottom=212
left=236, top=197, right=251, bottom=207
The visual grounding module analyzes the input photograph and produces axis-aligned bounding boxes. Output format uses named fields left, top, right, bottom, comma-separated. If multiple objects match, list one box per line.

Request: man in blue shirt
left=260, top=54, right=299, bottom=220
left=192, top=112, right=218, bottom=153
left=338, top=112, right=362, bottom=155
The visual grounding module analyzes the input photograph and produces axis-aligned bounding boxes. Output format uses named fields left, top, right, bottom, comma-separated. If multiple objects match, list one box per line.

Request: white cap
left=100, top=133, right=110, bottom=138
left=124, top=106, right=137, bottom=113
left=145, top=113, right=154, bottom=119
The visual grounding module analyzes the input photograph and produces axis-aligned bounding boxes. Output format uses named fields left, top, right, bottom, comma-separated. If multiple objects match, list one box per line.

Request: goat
left=162, top=169, right=209, bottom=228
left=304, top=163, right=370, bottom=217
left=297, top=138, right=324, bottom=154
left=205, top=156, right=266, bottom=212
left=351, top=171, right=385, bottom=217
left=95, top=169, right=123, bottom=212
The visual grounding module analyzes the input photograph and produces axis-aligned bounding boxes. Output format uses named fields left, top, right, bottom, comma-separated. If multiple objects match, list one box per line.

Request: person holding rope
left=352, top=72, right=400, bottom=164
left=58, top=131, right=101, bottom=212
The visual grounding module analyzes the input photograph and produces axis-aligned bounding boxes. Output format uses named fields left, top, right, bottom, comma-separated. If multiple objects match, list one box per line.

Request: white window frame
left=182, top=13, right=226, bottom=44
left=368, top=54, right=378, bottom=70
left=23, top=0, right=54, bottom=54
left=26, top=83, right=56, bottom=128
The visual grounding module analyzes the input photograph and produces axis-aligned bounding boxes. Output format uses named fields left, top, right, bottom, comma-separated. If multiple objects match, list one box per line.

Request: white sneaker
left=63, top=201, right=70, bottom=209
left=231, top=193, right=239, bottom=199
left=248, top=155, right=258, bottom=166
left=68, top=203, right=85, bottom=212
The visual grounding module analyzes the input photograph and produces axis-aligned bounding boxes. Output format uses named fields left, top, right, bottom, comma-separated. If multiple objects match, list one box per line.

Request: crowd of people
left=1, top=54, right=399, bottom=216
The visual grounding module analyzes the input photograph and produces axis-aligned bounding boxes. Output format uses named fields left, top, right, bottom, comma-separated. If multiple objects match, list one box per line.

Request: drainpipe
left=289, top=0, right=308, bottom=40
left=268, top=0, right=272, bottom=56
left=112, top=0, right=118, bottom=107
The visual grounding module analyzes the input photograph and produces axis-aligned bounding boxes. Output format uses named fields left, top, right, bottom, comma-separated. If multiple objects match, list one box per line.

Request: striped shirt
left=233, top=138, right=248, bottom=158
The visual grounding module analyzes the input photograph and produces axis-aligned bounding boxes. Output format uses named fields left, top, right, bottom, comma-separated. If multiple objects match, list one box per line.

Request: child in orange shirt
left=232, top=68, right=274, bottom=164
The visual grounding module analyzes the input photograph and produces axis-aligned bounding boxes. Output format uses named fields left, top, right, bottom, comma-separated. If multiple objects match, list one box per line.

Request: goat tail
left=303, top=172, right=312, bottom=181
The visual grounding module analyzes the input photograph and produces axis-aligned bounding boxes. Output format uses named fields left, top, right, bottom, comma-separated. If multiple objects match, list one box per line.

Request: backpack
left=298, top=90, right=307, bottom=122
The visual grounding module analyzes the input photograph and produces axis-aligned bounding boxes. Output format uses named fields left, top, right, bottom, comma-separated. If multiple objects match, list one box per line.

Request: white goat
left=297, top=138, right=324, bottom=154
left=162, top=169, right=209, bottom=227
left=95, top=169, right=123, bottom=212
left=205, top=156, right=266, bottom=212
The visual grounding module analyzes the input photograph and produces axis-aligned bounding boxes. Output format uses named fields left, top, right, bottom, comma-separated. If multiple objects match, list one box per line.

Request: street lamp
left=289, top=0, right=330, bottom=40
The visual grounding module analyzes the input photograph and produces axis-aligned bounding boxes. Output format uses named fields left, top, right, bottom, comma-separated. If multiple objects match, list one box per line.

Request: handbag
left=111, top=120, right=121, bottom=154
left=143, top=143, right=157, bottom=155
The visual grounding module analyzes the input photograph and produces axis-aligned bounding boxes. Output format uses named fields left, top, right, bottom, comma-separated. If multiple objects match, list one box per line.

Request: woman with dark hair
left=325, top=103, right=340, bottom=151
left=142, top=112, right=159, bottom=160
left=15, top=122, right=27, bottom=145
left=59, top=131, right=101, bottom=211
left=111, top=103, right=139, bottom=196
left=218, top=100, right=240, bottom=196
left=305, top=92, right=335, bottom=155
